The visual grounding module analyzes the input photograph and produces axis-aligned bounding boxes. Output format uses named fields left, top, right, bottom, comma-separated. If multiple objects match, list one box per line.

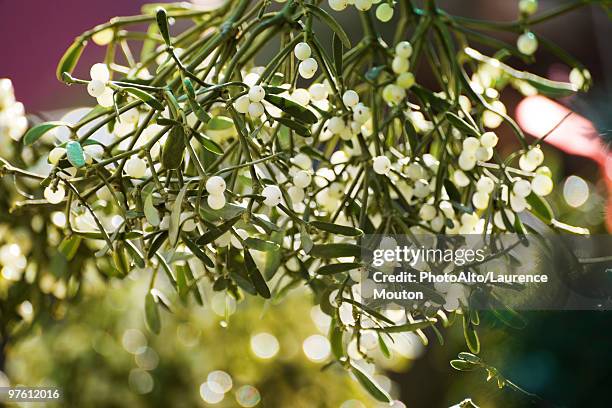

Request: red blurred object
left=516, top=95, right=612, bottom=230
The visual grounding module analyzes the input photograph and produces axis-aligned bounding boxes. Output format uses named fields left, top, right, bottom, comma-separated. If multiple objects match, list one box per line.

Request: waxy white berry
left=87, top=80, right=106, bottom=98
left=48, top=147, right=65, bottom=165
left=513, top=179, right=532, bottom=197
left=248, top=102, right=264, bottom=118
left=382, top=84, right=405, bottom=104
left=234, top=95, right=250, bottom=114
left=395, top=41, right=413, bottom=58
left=90, top=63, right=110, bottom=82
left=452, top=170, right=470, bottom=187
left=463, top=137, right=480, bottom=152
left=262, top=185, right=283, bottom=207
left=292, top=153, right=312, bottom=170
left=373, top=155, right=392, bottom=175
left=531, top=174, right=553, bottom=196
left=97, top=87, right=114, bottom=107
left=44, top=185, right=65, bottom=204
left=294, top=42, right=312, bottom=61
left=342, top=90, right=359, bottom=108
left=458, top=152, right=476, bottom=171
left=396, top=72, right=415, bottom=89
left=288, top=186, right=305, bottom=203
left=293, top=170, right=312, bottom=189
left=328, top=116, right=346, bottom=134
left=480, top=131, right=498, bottom=148
left=472, top=191, right=489, bottom=210
left=391, top=56, right=409, bottom=74
left=519, top=0, right=538, bottom=15
left=125, top=156, right=147, bottom=178
left=207, top=193, right=226, bottom=210
left=419, top=204, right=436, bottom=221
left=248, top=85, right=266, bottom=102
left=526, top=147, right=544, bottom=167
left=376, top=3, right=394, bottom=22
left=355, top=0, right=373, bottom=11
left=309, top=83, right=328, bottom=101
left=476, top=176, right=494, bottom=194
left=298, top=58, right=318, bottom=79
left=328, top=0, right=348, bottom=11
left=352, top=103, right=370, bottom=124
left=206, top=176, right=226, bottom=195
left=517, top=32, right=538, bottom=55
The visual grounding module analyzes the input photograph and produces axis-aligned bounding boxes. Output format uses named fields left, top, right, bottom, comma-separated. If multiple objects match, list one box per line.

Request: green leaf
left=155, top=7, right=171, bottom=45
left=458, top=352, right=481, bottom=363
left=196, top=215, right=241, bottom=245
left=112, top=244, right=130, bottom=277
left=244, top=249, right=271, bottom=298
left=463, top=314, right=480, bottom=354
left=176, top=263, right=188, bottom=300
left=526, top=192, right=553, bottom=224
left=169, top=182, right=190, bottom=247
left=333, top=33, right=343, bottom=77
left=304, top=4, right=351, bottom=48
left=182, top=233, right=215, bottom=268
left=404, top=120, right=418, bottom=154
left=317, top=262, right=362, bottom=276
left=162, top=126, right=185, bottom=169
left=350, top=363, right=391, bottom=403
left=56, top=39, right=85, bottom=82
left=450, top=359, right=477, bottom=371
left=144, top=293, right=161, bottom=334
left=144, top=193, right=160, bottom=226
left=445, top=112, right=479, bottom=136
left=310, top=243, right=364, bottom=259
left=374, top=319, right=435, bottom=333
left=191, top=131, right=223, bottom=155
left=341, top=298, right=394, bottom=324
left=275, top=116, right=312, bottom=138
left=183, top=78, right=211, bottom=123
left=147, top=231, right=168, bottom=259
left=309, top=221, right=363, bottom=237
left=329, top=318, right=344, bottom=360
left=244, top=237, right=280, bottom=252
left=58, top=236, right=81, bottom=261
left=464, top=47, right=577, bottom=97
left=124, top=240, right=145, bottom=268
left=411, top=85, right=451, bottom=112
left=123, top=87, right=164, bottom=111
left=378, top=334, right=391, bottom=358
left=23, top=121, right=69, bottom=145
left=299, top=224, right=314, bottom=253
left=265, top=94, right=317, bottom=124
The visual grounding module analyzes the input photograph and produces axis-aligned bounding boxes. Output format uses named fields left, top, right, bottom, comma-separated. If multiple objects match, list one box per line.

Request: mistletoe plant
left=4, top=0, right=604, bottom=402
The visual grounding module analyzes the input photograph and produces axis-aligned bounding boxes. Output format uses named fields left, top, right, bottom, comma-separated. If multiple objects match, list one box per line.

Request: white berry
left=298, top=58, right=318, bottom=79
left=526, top=147, right=544, bottom=167
left=382, top=84, right=405, bottom=104
left=288, top=186, right=305, bottom=203
left=342, top=90, right=359, bottom=108
left=87, top=80, right=106, bottom=98
left=328, top=117, right=346, bottom=134
left=517, top=32, right=538, bottom=55
left=207, top=193, right=226, bottom=210
left=458, top=152, right=476, bottom=171
left=480, top=131, right=498, bottom=148
left=293, top=170, right=312, bottom=189
left=262, top=185, right=283, bottom=207
left=391, top=56, right=409, bottom=74
left=48, top=147, right=65, bottom=164
left=531, top=174, right=553, bottom=196
left=396, top=72, right=415, bottom=89
left=376, top=3, right=394, bottom=22
left=44, top=185, right=65, bottom=204
left=328, top=0, right=348, bottom=11
left=125, top=156, right=147, bottom=178
left=373, top=156, right=392, bottom=175
left=292, top=153, right=312, bottom=170
left=248, top=85, right=265, bottom=102
left=248, top=102, right=265, bottom=118
left=234, top=95, right=250, bottom=114
left=513, top=179, right=532, bottom=197
left=294, top=42, right=312, bottom=61
left=453, top=170, right=470, bottom=187
left=206, top=176, right=226, bottom=195
left=355, top=0, right=373, bottom=11
left=395, top=41, right=413, bottom=58
left=477, top=176, right=494, bottom=194
left=419, top=204, right=436, bottom=221
left=90, top=63, right=110, bottom=82
left=463, top=137, right=480, bottom=152
left=309, top=83, right=328, bottom=101
left=519, top=0, right=538, bottom=15
left=472, top=191, right=489, bottom=210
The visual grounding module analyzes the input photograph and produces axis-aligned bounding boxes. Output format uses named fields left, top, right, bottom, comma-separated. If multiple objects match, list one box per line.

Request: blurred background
left=1, top=0, right=611, bottom=407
